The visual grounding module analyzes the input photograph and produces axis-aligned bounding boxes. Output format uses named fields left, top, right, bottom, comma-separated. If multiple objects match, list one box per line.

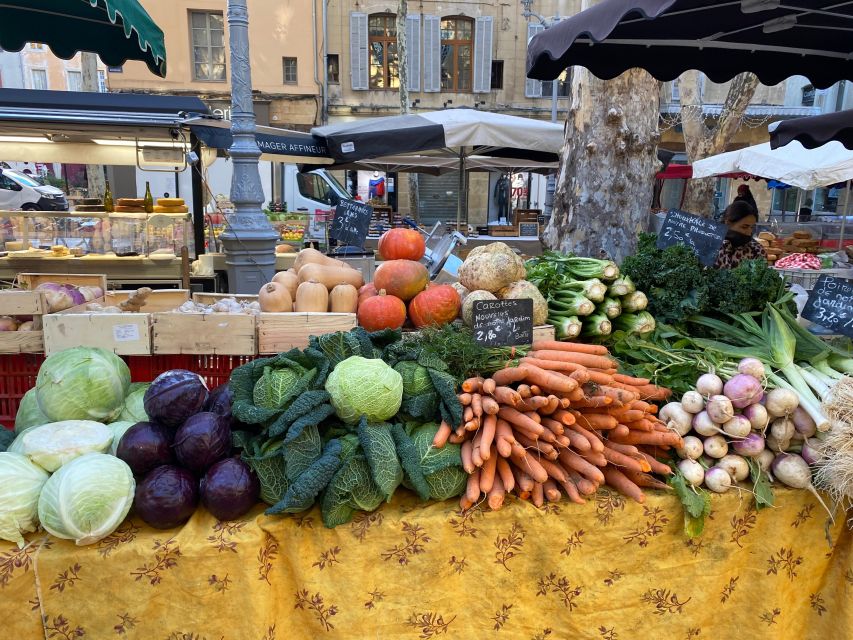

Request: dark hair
left=723, top=200, right=758, bottom=224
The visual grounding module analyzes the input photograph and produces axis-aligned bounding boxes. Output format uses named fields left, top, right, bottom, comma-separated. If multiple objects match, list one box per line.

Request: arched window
left=368, top=13, right=399, bottom=90
left=440, top=17, right=473, bottom=92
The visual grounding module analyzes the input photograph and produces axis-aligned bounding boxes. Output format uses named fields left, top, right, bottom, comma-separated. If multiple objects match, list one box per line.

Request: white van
left=281, top=166, right=350, bottom=239
left=0, top=169, right=68, bottom=211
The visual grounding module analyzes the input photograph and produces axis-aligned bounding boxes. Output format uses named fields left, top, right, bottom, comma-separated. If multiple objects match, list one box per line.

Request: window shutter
left=423, top=15, right=441, bottom=93
left=473, top=17, right=493, bottom=93
left=406, top=14, right=421, bottom=92
left=525, top=23, right=545, bottom=98
left=350, top=12, right=368, bottom=91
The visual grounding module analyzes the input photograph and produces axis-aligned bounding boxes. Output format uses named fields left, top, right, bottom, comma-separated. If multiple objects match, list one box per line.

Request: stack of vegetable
left=525, top=251, right=655, bottom=340
left=433, top=340, right=677, bottom=510
left=34, top=281, right=105, bottom=312
left=358, top=229, right=462, bottom=331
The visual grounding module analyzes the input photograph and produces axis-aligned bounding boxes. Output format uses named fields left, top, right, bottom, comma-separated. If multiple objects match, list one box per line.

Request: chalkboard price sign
left=657, top=209, right=727, bottom=266
left=472, top=299, right=534, bottom=347
left=802, top=275, right=853, bottom=338
left=329, top=199, right=373, bottom=247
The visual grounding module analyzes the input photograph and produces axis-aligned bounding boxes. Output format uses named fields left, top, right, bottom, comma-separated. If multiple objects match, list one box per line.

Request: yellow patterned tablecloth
left=1, top=489, right=850, bottom=640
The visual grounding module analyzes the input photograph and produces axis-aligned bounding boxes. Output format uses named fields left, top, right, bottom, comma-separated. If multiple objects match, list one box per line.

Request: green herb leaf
left=747, top=457, right=775, bottom=510
left=669, top=470, right=711, bottom=538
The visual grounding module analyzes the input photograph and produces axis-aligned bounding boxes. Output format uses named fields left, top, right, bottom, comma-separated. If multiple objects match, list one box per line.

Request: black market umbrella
left=526, top=0, right=853, bottom=88
left=769, top=108, right=853, bottom=150
left=0, top=0, right=167, bottom=77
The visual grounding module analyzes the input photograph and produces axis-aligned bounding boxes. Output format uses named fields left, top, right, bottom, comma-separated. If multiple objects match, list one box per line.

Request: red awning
left=656, top=163, right=692, bottom=180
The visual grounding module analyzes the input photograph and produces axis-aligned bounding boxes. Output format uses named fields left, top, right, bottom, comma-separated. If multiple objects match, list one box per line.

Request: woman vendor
left=714, top=200, right=767, bottom=269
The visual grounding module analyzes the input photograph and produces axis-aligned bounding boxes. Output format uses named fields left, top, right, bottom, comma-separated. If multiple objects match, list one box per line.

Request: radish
left=737, top=357, right=766, bottom=380
left=678, top=459, right=705, bottom=487
left=676, top=435, right=704, bottom=460
left=658, top=402, right=693, bottom=436
left=696, top=373, right=723, bottom=397
left=765, top=388, right=798, bottom=418
left=718, top=454, right=750, bottom=482
left=704, top=467, right=733, bottom=493
left=742, top=403, right=769, bottom=432
left=771, top=453, right=832, bottom=519
left=732, top=432, right=766, bottom=458
left=791, top=406, right=816, bottom=438
left=703, top=435, right=728, bottom=459
left=680, top=391, right=705, bottom=414
left=723, top=374, right=764, bottom=409
left=706, top=395, right=734, bottom=424
left=722, top=415, right=751, bottom=439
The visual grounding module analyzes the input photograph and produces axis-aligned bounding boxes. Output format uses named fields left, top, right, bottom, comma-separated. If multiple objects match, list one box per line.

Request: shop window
left=440, top=17, right=473, bottom=92
left=327, top=54, right=340, bottom=84
left=190, top=10, right=226, bottom=81
left=491, top=60, right=504, bottom=90
left=368, top=13, right=399, bottom=90
left=283, top=57, right=298, bottom=84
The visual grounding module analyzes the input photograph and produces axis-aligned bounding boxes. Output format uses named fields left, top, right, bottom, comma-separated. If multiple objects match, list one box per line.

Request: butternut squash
left=272, top=270, right=299, bottom=300
left=329, top=284, right=359, bottom=313
left=298, top=263, right=364, bottom=290
left=295, top=280, right=329, bottom=313
left=293, top=248, right=352, bottom=273
left=258, top=281, right=292, bottom=312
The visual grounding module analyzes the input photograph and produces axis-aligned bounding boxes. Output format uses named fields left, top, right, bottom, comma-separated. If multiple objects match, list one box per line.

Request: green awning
left=0, top=0, right=166, bottom=77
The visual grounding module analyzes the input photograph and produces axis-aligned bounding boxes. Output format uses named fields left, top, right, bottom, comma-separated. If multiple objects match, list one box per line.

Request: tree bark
left=396, top=2, right=419, bottom=219
left=81, top=53, right=106, bottom=199
left=680, top=70, right=759, bottom=217
left=543, top=66, right=661, bottom=263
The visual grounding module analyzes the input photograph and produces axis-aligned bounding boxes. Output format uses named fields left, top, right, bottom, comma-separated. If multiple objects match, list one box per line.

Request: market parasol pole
left=839, top=179, right=850, bottom=251
left=456, top=147, right=465, bottom=234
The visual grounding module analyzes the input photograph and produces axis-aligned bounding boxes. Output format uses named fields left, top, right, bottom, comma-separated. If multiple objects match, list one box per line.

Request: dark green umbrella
left=0, top=0, right=166, bottom=77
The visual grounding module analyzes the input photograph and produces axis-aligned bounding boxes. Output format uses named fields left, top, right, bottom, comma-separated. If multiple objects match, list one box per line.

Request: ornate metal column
left=219, top=0, right=278, bottom=293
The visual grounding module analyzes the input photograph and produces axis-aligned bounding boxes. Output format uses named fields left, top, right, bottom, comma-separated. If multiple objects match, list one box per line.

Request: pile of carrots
left=432, top=340, right=682, bottom=511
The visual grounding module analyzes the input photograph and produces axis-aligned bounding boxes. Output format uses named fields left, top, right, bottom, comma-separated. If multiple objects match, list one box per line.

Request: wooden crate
left=0, top=290, right=45, bottom=353
left=43, top=289, right=187, bottom=356
left=490, top=225, right=518, bottom=237
left=18, top=272, right=108, bottom=293
left=153, top=291, right=255, bottom=355
left=192, top=292, right=259, bottom=305
left=532, top=324, right=555, bottom=344
left=258, top=312, right=357, bottom=354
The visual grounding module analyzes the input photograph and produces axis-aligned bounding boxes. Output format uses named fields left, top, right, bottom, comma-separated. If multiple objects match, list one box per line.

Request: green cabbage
left=253, top=366, right=301, bottom=410
left=358, top=421, right=403, bottom=500
left=38, top=453, right=134, bottom=546
left=325, top=356, right=403, bottom=425
left=18, top=420, right=113, bottom=472
left=0, top=452, right=49, bottom=548
left=107, top=421, right=136, bottom=456
left=409, top=423, right=468, bottom=500
left=393, top=361, right=434, bottom=396
left=14, top=388, right=49, bottom=435
left=118, top=385, right=149, bottom=423
left=36, top=347, right=130, bottom=423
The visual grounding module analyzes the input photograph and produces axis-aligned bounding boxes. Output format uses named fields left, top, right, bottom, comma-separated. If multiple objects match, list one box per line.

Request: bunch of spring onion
left=526, top=253, right=656, bottom=340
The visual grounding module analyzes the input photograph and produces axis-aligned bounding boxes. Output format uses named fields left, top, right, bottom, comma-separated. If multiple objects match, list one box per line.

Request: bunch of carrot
left=432, top=340, right=682, bottom=511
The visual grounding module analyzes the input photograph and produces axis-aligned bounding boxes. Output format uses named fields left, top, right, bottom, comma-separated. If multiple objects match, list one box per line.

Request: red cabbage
left=144, top=370, right=209, bottom=428
left=172, top=412, right=231, bottom=474
left=200, top=457, right=259, bottom=521
left=116, top=421, right=174, bottom=476
left=134, top=465, right=198, bottom=529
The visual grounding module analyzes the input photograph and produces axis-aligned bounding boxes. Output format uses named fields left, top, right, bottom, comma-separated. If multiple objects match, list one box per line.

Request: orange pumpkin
left=358, top=282, right=378, bottom=307
left=408, top=284, right=461, bottom=328
left=373, top=259, right=429, bottom=302
left=377, top=228, right=426, bottom=261
left=357, top=290, right=407, bottom=331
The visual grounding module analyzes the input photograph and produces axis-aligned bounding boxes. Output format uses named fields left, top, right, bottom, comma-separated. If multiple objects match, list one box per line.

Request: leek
left=599, top=297, right=622, bottom=319
left=621, top=291, right=648, bottom=313
left=613, top=312, right=656, bottom=336
left=582, top=312, right=612, bottom=338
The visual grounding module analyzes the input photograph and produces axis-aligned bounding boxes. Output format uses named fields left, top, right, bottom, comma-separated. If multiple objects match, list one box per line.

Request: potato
left=459, top=242, right=526, bottom=293
left=497, top=280, right=548, bottom=325
left=462, top=290, right=497, bottom=327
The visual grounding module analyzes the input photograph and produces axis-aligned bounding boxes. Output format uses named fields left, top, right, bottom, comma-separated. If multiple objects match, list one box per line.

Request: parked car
left=0, top=169, right=68, bottom=211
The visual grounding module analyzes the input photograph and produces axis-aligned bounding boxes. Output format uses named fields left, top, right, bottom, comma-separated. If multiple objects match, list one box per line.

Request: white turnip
left=704, top=467, right=733, bottom=493
left=771, top=453, right=832, bottom=519
left=680, top=391, right=705, bottom=414
left=706, top=395, right=734, bottom=424
left=800, top=438, right=822, bottom=466
left=765, top=388, right=798, bottom=418
left=718, top=454, right=750, bottom=482
left=732, top=432, right=766, bottom=458
left=693, top=411, right=724, bottom=437
left=770, top=417, right=795, bottom=450
left=659, top=402, right=693, bottom=436
left=756, top=449, right=775, bottom=473
left=737, top=357, right=766, bottom=380
left=696, top=373, right=723, bottom=397
left=676, top=436, right=704, bottom=460
left=722, top=415, right=751, bottom=439
left=703, top=435, right=729, bottom=459
left=724, top=374, right=764, bottom=409
left=742, top=403, right=769, bottom=432
left=791, top=406, right=817, bottom=438
left=678, top=459, right=705, bottom=487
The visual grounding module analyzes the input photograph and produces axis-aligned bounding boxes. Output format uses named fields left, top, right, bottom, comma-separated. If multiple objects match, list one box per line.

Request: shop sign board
left=472, top=299, right=534, bottom=347
left=657, top=209, right=726, bottom=266
left=802, top=275, right=853, bottom=338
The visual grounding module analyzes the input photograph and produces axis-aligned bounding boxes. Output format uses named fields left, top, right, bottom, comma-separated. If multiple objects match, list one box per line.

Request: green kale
left=707, top=259, right=787, bottom=316
left=265, top=438, right=342, bottom=515
left=357, top=419, right=403, bottom=500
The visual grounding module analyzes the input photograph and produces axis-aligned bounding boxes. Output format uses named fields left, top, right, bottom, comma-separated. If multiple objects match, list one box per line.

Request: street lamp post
left=218, top=0, right=278, bottom=293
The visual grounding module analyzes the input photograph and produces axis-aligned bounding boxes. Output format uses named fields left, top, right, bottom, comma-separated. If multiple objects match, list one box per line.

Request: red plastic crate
left=125, top=355, right=259, bottom=389
left=0, top=353, right=46, bottom=428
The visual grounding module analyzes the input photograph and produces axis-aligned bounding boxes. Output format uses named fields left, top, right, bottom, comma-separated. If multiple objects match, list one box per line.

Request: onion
left=765, top=388, right=798, bottom=418
left=704, top=467, right=733, bottom=493
left=718, top=454, right=750, bottom=482
left=680, top=390, right=705, bottom=414
left=742, top=403, right=769, bottom=432
left=676, top=435, right=704, bottom=460
left=706, top=395, right=735, bottom=425
left=703, top=434, right=729, bottom=459
left=791, top=406, right=816, bottom=438
left=658, top=402, right=693, bottom=436
left=17, top=321, right=34, bottom=331
left=35, top=282, right=75, bottom=312
left=723, top=374, right=764, bottom=409
left=696, top=373, right=723, bottom=397
left=0, top=316, right=18, bottom=331
left=678, top=459, right=705, bottom=487
left=737, top=357, right=766, bottom=380
left=733, top=432, right=766, bottom=457
left=722, top=415, right=751, bottom=439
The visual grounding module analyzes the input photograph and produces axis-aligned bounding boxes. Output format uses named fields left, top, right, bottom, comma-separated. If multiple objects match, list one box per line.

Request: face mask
left=726, top=229, right=752, bottom=247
